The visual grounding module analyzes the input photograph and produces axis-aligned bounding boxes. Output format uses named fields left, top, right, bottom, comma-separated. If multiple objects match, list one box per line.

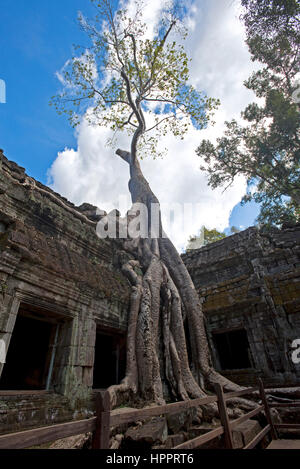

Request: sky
left=0, top=0, right=261, bottom=251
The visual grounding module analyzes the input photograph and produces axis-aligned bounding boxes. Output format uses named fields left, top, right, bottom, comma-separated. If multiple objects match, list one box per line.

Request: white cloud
left=48, top=0, right=258, bottom=251
left=120, top=0, right=166, bottom=39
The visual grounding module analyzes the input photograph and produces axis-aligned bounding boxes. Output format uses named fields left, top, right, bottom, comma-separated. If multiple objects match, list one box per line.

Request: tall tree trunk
left=108, top=150, right=243, bottom=409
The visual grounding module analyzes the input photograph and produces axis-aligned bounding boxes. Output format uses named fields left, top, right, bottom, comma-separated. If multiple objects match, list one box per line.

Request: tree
left=230, top=226, right=241, bottom=234
left=203, top=227, right=226, bottom=245
left=196, top=0, right=300, bottom=227
left=186, top=226, right=226, bottom=251
left=52, top=0, right=246, bottom=409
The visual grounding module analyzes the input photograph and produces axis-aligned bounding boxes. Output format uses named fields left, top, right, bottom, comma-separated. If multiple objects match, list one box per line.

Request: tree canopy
left=52, top=0, right=219, bottom=159
left=196, top=0, right=300, bottom=227
left=50, top=0, right=245, bottom=406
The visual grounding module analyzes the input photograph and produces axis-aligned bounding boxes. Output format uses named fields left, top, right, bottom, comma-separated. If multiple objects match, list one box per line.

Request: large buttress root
left=107, top=235, right=236, bottom=416
left=108, top=259, right=142, bottom=408
left=107, top=149, right=250, bottom=412
left=158, top=236, right=241, bottom=393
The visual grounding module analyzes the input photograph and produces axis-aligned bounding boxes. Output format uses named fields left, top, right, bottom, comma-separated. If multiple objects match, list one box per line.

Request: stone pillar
left=251, top=256, right=294, bottom=382
left=0, top=291, right=20, bottom=379
left=51, top=314, right=96, bottom=407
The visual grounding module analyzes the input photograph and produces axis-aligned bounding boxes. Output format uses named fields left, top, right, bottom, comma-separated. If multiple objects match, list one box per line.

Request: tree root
left=106, top=150, right=256, bottom=416
left=107, top=236, right=252, bottom=417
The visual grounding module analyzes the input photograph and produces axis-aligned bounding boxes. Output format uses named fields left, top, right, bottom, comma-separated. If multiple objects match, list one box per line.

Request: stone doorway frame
left=0, top=294, right=75, bottom=396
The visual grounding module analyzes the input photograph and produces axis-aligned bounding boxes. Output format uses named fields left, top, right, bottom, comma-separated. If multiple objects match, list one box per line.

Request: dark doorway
left=93, top=331, right=126, bottom=389
left=213, top=329, right=252, bottom=370
left=0, top=314, right=54, bottom=390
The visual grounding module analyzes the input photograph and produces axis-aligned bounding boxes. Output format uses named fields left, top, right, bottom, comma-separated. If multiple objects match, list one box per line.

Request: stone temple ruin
left=0, top=149, right=299, bottom=435
left=182, top=227, right=300, bottom=387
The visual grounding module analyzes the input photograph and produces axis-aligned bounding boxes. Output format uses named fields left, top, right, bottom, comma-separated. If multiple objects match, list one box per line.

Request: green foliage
left=187, top=226, right=226, bottom=250
left=51, top=0, right=219, bottom=159
left=230, top=226, right=241, bottom=234
left=203, top=227, right=226, bottom=244
left=196, top=0, right=300, bottom=226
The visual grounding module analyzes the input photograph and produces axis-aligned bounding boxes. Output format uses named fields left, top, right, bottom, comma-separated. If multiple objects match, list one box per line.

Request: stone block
left=82, top=366, right=93, bottom=387
left=232, top=420, right=262, bottom=448
left=83, top=319, right=96, bottom=347
left=165, top=433, right=186, bottom=448
left=125, top=417, right=168, bottom=445
left=232, top=428, right=244, bottom=449
left=188, top=423, right=216, bottom=439
left=77, top=346, right=95, bottom=367
left=2, top=312, right=17, bottom=334
left=74, top=366, right=83, bottom=383
left=0, top=332, right=11, bottom=363
left=56, top=345, right=80, bottom=367
left=166, top=407, right=197, bottom=434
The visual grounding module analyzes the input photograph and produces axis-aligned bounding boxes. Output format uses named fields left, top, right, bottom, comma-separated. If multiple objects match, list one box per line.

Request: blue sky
left=0, top=0, right=95, bottom=180
left=0, top=0, right=260, bottom=247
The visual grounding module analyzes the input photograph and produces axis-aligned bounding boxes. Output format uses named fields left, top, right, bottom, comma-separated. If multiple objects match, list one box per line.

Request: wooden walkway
left=0, top=379, right=299, bottom=449
left=267, top=439, right=300, bottom=449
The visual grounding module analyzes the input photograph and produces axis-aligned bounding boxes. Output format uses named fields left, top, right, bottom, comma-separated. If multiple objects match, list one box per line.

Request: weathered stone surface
left=232, top=429, right=243, bottom=449
left=183, top=225, right=300, bottom=387
left=1, top=150, right=300, bottom=439
left=125, top=417, right=168, bottom=445
left=165, top=433, right=187, bottom=448
left=232, top=420, right=262, bottom=448
left=110, top=433, right=124, bottom=449
left=0, top=393, right=78, bottom=436
left=49, top=432, right=92, bottom=449
left=0, top=152, right=130, bottom=433
left=166, top=408, right=197, bottom=434
left=188, top=422, right=218, bottom=439
left=0, top=152, right=130, bottom=318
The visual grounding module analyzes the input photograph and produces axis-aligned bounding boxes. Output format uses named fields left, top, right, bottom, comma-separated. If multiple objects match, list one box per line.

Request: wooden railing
left=0, top=378, right=297, bottom=449
left=0, top=417, right=97, bottom=449
left=269, top=398, right=300, bottom=433
left=173, top=382, right=263, bottom=450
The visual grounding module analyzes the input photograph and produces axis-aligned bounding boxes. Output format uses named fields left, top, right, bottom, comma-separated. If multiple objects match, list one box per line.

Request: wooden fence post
left=214, top=383, right=234, bottom=449
left=92, top=390, right=111, bottom=449
left=258, top=378, right=278, bottom=440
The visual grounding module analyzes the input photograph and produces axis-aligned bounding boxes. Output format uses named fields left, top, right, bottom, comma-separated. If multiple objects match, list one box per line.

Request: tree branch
left=93, top=88, right=130, bottom=106
left=116, top=148, right=131, bottom=164
left=144, top=115, right=176, bottom=133
left=120, top=67, right=145, bottom=162
left=128, top=33, right=143, bottom=90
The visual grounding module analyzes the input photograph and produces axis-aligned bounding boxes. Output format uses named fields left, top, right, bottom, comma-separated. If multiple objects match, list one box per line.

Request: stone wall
left=182, top=225, right=300, bottom=386
left=1, top=149, right=300, bottom=435
left=0, top=151, right=130, bottom=434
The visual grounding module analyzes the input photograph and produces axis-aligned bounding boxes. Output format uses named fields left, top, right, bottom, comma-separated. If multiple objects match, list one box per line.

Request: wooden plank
left=258, top=378, right=277, bottom=440
left=174, top=426, right=224, bottom=450
left=215, top=383, right=233, bottom=449
left=267, top=439, right=300, bottom=450
left=269, top=403, right=300, bottom=408
left=224, top=387, right=258, bottom=400
left=230, top=405, right=264, bottom=430
left=92, top=390, right=111, bottom=449
left=0, top=417, right=97, bottom=449
left=274, top=424, right=300, bottom=429
left=0, top=390, right=49, bottom=397
left=243, top=425, right=271, bottom=449
left=110, top=395, right=218, bottom=426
